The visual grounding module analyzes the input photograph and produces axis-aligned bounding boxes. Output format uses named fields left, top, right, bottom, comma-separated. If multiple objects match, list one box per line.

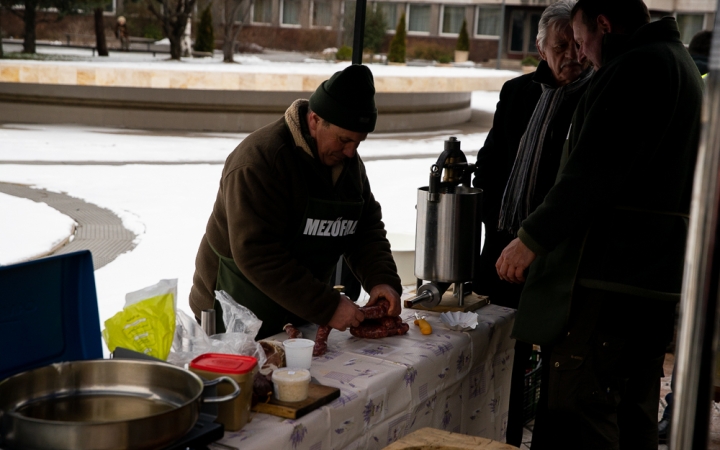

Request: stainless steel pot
left=415, top=185, right=482, bottom=283
left=0, top=359, right=240, bottom=450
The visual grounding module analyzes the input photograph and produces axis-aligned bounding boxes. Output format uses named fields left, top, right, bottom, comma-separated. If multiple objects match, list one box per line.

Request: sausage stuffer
left=404, top=137, right=483, bottom=310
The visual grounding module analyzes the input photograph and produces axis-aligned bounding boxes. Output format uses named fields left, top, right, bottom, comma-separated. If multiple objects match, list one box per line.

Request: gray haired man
left=473, top=0, right=592, bottom=445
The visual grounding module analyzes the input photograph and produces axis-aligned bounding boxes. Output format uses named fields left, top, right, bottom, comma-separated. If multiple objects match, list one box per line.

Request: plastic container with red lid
left=190, top=353, right=258, bottom=374
left=189, top=353, right=258, bottom=431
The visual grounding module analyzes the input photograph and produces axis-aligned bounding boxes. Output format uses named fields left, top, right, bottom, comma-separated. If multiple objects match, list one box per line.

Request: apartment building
left=228, top=0, right=715, bottom=61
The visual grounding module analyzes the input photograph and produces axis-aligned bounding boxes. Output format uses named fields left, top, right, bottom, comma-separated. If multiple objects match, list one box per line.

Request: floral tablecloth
left=216, top=304, right=516, bottom=450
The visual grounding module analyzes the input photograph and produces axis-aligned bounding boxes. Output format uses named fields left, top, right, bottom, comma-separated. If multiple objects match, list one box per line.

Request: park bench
left=0, top=35, right=169, bottom=57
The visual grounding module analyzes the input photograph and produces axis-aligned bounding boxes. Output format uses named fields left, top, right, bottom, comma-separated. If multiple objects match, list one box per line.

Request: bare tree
left=146, top=0, right=198, bottom=59
left=0, top=7, right=4, bottom=58
left=94, top=7, right=108, bottom=56
left=0, top=0, right=104, bottom=54
left=220, top=0, right=251, bottom=62
left=1, top=0, right=39, bottom=53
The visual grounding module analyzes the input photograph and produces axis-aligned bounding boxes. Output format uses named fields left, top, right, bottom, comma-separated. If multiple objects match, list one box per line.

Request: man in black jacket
left=473, top=1, right=592, bottom=445
left=496, top=0, right=703, bottom=448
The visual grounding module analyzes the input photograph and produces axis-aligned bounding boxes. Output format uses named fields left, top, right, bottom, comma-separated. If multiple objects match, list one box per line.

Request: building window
left=253, top=0, right=272, bottom=24
left=441, top=5, right=465, bottom=35
left=312, top=0, right=332, bottom=27
left=408, top=4, right=431, bottom=33
left=377, top=2, right=397, bottom=31
left=476, top=5, right=501, bottom=37
left=677, top=13, right=704, bottom=45
left=281, top=0, right=301, bottom=25
left=509, top=10, right=541, bottom=54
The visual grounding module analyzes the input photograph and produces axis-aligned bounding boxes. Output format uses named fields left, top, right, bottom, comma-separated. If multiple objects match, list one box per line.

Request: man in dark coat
left=689, top=29, right=711, bottom=76
left=473, top=0, right=592, bottom=444
left=496, top=0, right=703, bottom=448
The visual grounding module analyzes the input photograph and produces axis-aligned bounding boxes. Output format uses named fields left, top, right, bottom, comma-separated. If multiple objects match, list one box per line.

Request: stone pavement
left=0, top=182, right=136, bottom=269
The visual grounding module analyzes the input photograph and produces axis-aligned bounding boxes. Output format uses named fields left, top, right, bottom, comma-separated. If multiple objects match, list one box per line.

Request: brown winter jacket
left=189, top=100, right=401, bottom=327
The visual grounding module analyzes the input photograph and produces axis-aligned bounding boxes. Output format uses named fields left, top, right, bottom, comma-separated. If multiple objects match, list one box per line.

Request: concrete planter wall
left=0, top=61, right=516, bottom=132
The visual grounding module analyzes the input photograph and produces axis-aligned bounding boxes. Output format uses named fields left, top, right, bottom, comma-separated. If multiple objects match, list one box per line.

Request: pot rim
left=0, top=359, right=204, bottom=426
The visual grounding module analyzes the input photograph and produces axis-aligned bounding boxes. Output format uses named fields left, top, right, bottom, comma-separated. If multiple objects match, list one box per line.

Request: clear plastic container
left=272, top=368, right=311, bottom=402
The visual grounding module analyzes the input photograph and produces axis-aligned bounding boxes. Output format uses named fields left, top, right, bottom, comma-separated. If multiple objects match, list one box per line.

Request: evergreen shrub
left=456, top=19, right=469, bottom=51
left=411, top=45, right=452, bottom=63
left=388, top=13, right=406, bottom=63
left=194, top=4, right=215, bottom=53
left=336, top=45, right=352, bottom=60
left=363, top=6, right=386, bottom=54
left=521, top=55, right=540, bottom=67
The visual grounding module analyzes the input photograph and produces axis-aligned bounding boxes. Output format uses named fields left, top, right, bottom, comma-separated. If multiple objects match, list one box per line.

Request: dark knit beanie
left=309, top=64, right=377, bottom=133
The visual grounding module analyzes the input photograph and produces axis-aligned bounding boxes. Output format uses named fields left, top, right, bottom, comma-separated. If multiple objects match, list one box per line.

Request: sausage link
left=313, top=325, right=332, bottom=356
left=350, top=322, right=390, bottom=339
left=360, top=299, right=390, bottom=319
left=380, top=316, right=403, bottom=329
left=390, top=322, right=410, bottom=336
left=284, top=323, right=302, bottom=339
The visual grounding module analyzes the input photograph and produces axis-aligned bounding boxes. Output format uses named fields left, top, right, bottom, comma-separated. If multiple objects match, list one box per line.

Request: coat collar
left=531, top=60, right=558, bottom=87
left=601, top=17, right=681, bottom=67
left=284, top=98, right=345, bottom=185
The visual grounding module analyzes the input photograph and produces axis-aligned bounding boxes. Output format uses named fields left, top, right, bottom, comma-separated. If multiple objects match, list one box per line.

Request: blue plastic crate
left=0, top=250, right=103, bottom=380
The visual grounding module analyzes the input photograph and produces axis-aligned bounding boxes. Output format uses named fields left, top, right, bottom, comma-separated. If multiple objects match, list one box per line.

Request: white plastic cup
left=283, top=338, right=314, bottom=369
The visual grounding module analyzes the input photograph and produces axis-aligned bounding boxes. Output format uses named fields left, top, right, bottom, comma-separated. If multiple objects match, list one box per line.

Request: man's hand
left=496, top=238, right=537, bottom=284
left=366, top=284, right=401, bottom=316
left=328, top=295, right=364, bottom=331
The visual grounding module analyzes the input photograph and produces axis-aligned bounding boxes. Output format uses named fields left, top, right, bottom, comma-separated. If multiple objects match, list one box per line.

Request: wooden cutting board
left=382, top=427, right=519, bottom=449
left=252, top=383, right=340, bottom=419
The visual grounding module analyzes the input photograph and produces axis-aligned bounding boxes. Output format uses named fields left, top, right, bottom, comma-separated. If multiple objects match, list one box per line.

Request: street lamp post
left=495, top=0, right=506, bottom=70
left=351, top=0, right=367, bottom=64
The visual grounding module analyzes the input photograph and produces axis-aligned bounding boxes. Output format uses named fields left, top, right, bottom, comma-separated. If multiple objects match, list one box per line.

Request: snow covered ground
left=1, top=42, right=519, bottom=79
left=0, top=192, right=76, bottom=265
left=0, top=89, right=499, bottom=346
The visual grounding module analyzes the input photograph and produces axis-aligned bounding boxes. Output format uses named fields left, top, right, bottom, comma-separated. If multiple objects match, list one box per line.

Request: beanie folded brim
left=308, top=65, right=378, bottom=133
left=310, top=82, right=377, bottom=133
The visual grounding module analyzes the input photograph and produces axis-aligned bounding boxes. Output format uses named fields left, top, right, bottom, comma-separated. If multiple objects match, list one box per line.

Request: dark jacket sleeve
left=474, top=81, right=513, bottom=228
left=344, top=165, right=403, bottom=295
left=220, top=158, right=341, bottom=326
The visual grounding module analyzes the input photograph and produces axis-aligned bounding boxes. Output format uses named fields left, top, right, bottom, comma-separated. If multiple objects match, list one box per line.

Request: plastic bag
left=215, top=290, right=262, bottom=337
left=102, top=279, right=177, bottom=360
left=166, top=290, right=266, bottom=368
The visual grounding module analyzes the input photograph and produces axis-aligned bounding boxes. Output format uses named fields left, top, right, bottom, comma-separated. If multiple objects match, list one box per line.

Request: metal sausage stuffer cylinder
left=405, top=137, right=482, bottom=309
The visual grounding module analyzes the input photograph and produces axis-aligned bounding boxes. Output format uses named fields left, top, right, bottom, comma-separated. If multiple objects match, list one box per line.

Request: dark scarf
left=498, top=62, right=594, bottom=233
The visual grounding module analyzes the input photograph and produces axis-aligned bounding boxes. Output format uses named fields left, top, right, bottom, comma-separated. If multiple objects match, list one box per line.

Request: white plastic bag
left=215, top=290, right=262, bottom=337
left=167, top=290, right=266, bottom=368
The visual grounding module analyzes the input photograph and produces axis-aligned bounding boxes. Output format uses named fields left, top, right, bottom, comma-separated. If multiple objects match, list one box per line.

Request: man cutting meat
left=189, top=64, right=403, bottom=340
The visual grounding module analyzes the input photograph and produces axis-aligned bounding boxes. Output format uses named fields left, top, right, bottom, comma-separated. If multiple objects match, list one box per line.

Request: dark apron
left=212, top=196, right=364, bottom=340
